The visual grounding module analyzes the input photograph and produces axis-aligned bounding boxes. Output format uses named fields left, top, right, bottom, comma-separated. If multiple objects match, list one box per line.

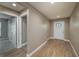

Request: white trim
left=0, top=11, right=18, bottom=17
left=21, top=43, right=26, bottom=47
left=49, top=37, right=55, bottom=39
left=49, top=37, right=70, bottom=42
left=27, top=40, right=48, bottom=57
left=26, top=54, right=30, bottom=57
left=49, top=37, right=78, bottom=56
left=20, top=9, right=28, bottom=16
left=69, top=41, right=78, bottom=57
left=27, top=37, right=78, bottom=57
left=18, top=9, right=28, bottom=48
left=17, top=16, right=22, bottom=48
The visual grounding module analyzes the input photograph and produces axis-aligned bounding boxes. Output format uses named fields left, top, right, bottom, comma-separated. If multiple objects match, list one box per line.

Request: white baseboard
left=17, top=45, right=21, bottom=48
left=26, top=54, right=30, bottom=57
left=27, top=37, right=78, bottom=57
left=69, top=41, right=78, bottom=57
left=21, top=43, right=26, bottom=47
left=49, top=37, right=78, bottom=56
left=49, top=37, right=70, bottom=42
left=49, top=37, right=55, bottom=39
left=27, top=40, right=48, bottom=57
left=17, top=43, right=26, bottom=48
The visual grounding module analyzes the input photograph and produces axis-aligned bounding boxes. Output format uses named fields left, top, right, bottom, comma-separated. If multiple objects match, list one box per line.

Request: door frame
left=53, top=20, right=65, bottom=39
left=19, top=10, right=28, bottom=48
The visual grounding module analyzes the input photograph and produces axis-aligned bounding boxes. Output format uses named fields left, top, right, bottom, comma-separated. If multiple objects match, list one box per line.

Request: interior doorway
left=54, top=21, right=64, bottom=39
left=21, top=15, right=27, bottom=47
left=20, top=12, right=27, bottom=49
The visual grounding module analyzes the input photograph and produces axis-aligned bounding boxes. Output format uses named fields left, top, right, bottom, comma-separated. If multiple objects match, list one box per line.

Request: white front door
left=54, top=21, right=64, bottom=39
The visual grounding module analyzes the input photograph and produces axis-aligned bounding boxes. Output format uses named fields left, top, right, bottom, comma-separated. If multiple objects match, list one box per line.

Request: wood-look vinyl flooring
left=0, top=48, right=26, bottom=57
left=32, top=39, right=76, bottom=57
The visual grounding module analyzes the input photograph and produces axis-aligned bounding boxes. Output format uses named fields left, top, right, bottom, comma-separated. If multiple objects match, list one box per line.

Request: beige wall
left=70, top=4, right=79, bottom=56
left=0, top=4, right=50, bottom=54
left=0, top=5, right=19, bottom=16
left=24, top=4, right=50, bottom=54
left=50, top=18, right=70, bottom=40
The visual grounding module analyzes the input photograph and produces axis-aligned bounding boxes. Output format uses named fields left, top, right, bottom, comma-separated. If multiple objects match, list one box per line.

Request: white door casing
left=19, top=10, right=28, bottom=48
left=54, top=21, right=64, bottom=39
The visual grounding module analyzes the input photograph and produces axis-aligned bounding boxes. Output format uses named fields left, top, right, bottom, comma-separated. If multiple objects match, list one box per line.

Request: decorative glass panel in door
left=54, top=21, right=64, bottom=39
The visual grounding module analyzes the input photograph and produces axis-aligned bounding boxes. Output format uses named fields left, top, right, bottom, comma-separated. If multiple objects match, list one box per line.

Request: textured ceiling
left=0, top=2, right=25, bottom=12
left=0, top=2, right=77, bottom=20
left=29, top=2, right=77, bottom=19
